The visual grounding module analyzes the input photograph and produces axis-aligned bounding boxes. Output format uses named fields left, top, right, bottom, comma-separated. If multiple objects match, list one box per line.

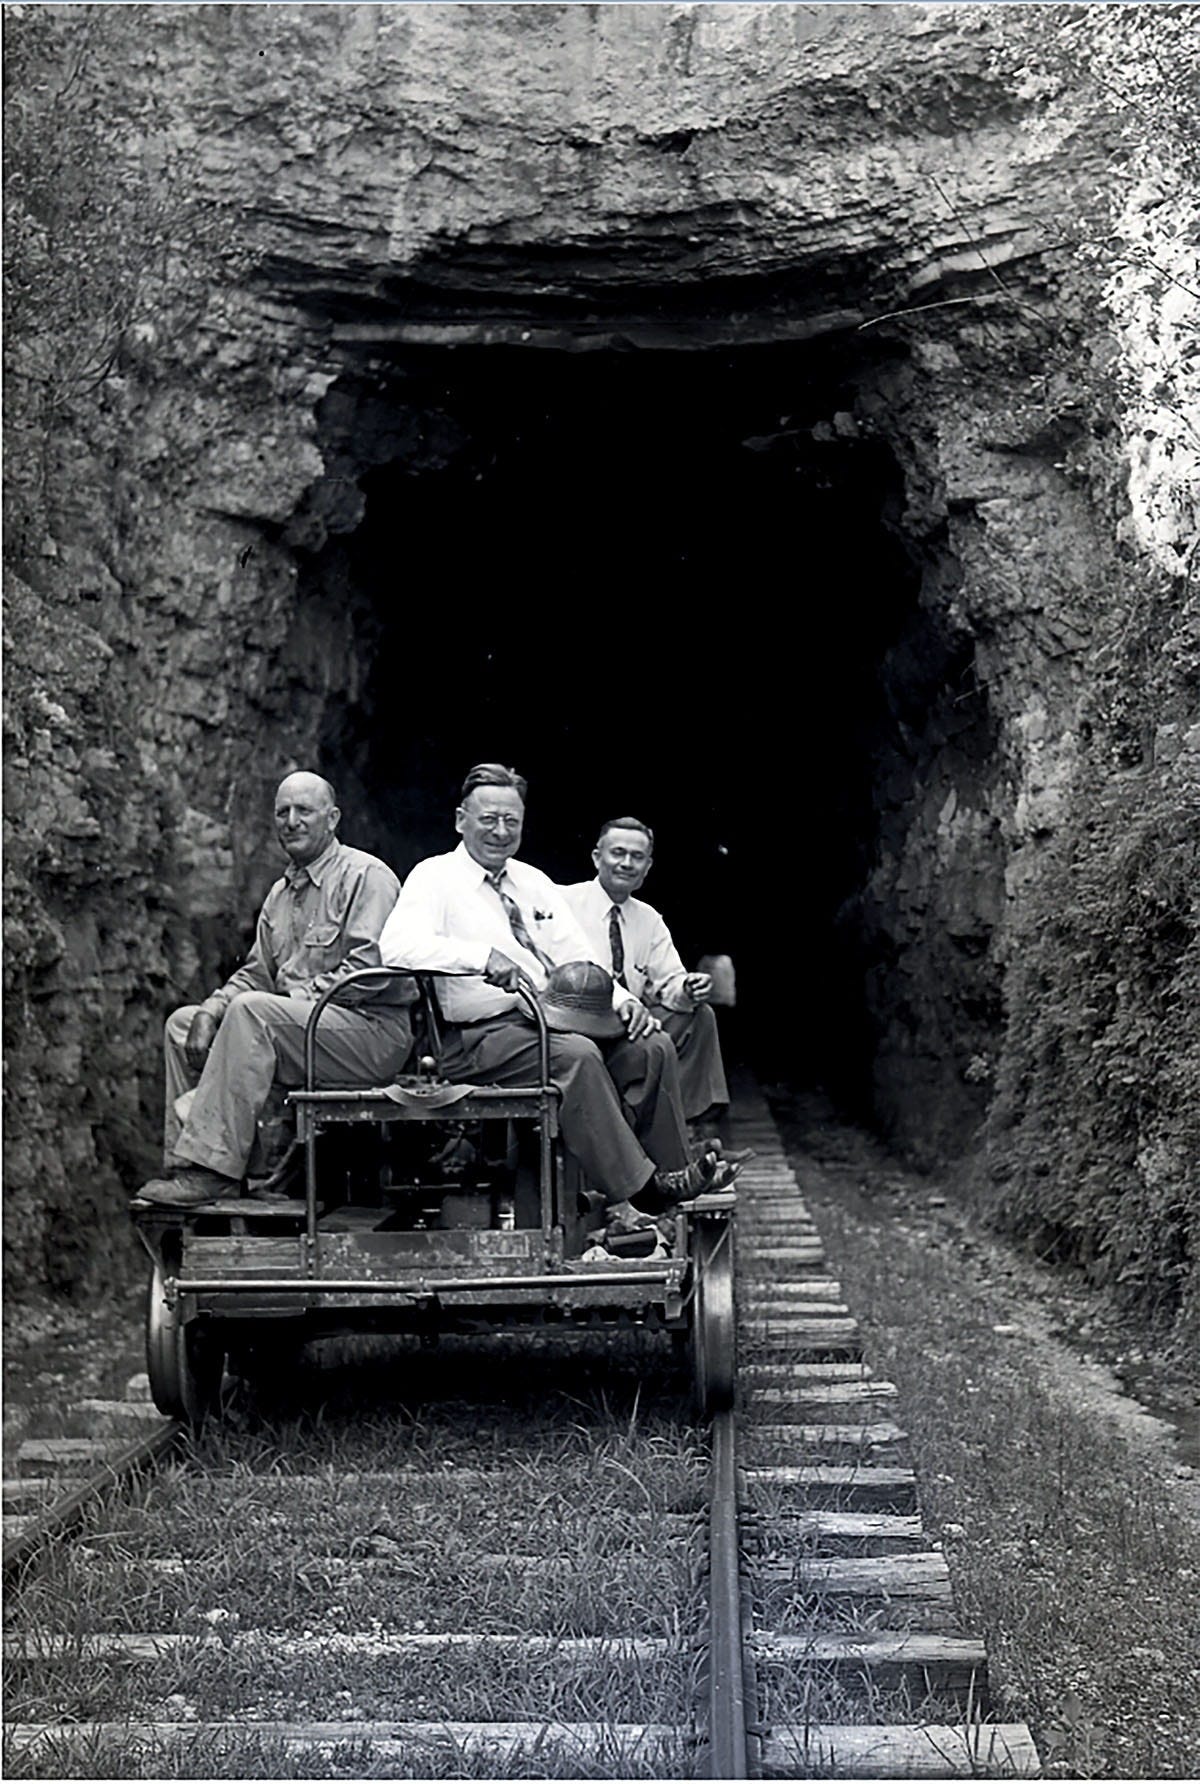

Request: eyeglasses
left=474, top=814, right=522, bottom=832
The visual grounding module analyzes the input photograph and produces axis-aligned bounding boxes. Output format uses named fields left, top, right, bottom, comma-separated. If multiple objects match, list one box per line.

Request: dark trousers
left=652, top=1002, right=730, bottom=1122
left=439, top=1017, right=691, bottom=1205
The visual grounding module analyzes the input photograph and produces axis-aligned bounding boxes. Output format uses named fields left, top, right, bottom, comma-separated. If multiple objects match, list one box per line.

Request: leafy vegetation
left=3, top=5, right=251, bottom=533
left=984, top=770, right=1200, bottom=1344
left=957, top=7, right=1200, bottom=1344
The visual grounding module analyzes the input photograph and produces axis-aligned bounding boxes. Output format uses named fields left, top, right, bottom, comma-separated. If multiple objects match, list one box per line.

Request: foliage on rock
left=967, top=8, right=1200, bottom=1345
left=3, top=6, right=263, bottom=1294
left=985, top=756, right=1200, bottom=1339
left=5, top=10, right=245, bottom=486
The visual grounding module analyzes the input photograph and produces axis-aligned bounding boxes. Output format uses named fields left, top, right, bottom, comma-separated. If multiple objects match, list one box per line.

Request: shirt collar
left=594, top=876, right=628, bottom=916
left=284, top=836, right=340, bottom=890
left=455, top=840, right=521, bottom=889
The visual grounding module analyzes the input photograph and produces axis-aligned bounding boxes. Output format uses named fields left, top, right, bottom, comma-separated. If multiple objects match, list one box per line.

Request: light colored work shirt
left=379, top=843, right=630, bottom=1024
left=201, top=839, right=416, bottom=1020
left=562, top=878, right=693, bottom=1013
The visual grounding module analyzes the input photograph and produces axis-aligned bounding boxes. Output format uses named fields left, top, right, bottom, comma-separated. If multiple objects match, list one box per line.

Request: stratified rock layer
left=4, top=4, right=1197, bottom=1324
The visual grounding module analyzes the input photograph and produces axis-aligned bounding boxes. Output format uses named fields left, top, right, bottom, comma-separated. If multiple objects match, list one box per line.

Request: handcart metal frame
left=133, top=968, right=735, bottom=1425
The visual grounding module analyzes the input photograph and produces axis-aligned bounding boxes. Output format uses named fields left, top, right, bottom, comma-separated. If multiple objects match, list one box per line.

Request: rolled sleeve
left=200, top=908, right=277, bottom=1021
left=303, top=861, right=416, bottom=1006
left=644, top=914, right=692, bottom=1011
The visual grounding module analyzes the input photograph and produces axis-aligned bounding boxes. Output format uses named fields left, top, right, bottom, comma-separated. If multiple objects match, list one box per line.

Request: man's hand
left=184, top=1009, right=220, bottom=1073
left=683, top=972, right=713, bottom=1006
left=483, top=948, right=536, bottom=995
left=620, top=998, right=662, bottom=1041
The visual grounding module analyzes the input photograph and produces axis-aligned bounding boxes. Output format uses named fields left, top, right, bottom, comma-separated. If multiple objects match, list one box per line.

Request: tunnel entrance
left=297, top=339, right=982, bottom=1120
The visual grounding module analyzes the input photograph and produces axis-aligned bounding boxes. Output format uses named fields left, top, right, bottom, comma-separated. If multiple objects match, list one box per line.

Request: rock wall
left=4, top=4, right=1196, bottom=1324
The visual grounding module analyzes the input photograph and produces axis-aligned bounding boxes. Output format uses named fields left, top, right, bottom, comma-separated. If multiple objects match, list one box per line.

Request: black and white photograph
left=3, top=2, right=1198, bottom=1778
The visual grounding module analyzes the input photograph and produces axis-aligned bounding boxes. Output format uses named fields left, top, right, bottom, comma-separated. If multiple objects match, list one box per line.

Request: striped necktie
left=487, top=871, right=555, bottom=973
left=608, top=905, right=627, bottom=989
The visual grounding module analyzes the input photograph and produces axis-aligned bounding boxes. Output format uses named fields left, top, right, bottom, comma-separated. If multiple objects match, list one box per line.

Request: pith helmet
left=538, top=960, right=624, bottom=1040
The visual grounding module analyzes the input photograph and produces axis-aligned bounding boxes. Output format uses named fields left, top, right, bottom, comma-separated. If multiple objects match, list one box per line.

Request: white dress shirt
left=380, top=844, right=630, bottom=1024
left=562, top=878, right=693, bottom=1013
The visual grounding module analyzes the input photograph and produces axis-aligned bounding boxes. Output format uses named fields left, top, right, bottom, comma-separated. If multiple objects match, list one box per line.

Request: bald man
left=137, top=772, right=417, bottom=1208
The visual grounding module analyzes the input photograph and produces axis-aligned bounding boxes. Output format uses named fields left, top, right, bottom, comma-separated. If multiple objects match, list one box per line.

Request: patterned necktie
left=608, top=905, right=627, bottom=989
left=487, top=871, right=555, bottom=973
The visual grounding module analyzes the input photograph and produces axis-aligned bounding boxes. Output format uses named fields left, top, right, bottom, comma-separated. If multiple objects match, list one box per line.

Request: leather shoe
left=652, top=1149, right=744, bottom=1203
left=133, top=1167, right=240, bottom=1209
left=708, top=1142, right=756, bottom=1166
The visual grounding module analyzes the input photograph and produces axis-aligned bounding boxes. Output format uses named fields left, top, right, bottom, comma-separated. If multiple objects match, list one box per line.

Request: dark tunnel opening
left=302, top=341, right=952, bottom=1120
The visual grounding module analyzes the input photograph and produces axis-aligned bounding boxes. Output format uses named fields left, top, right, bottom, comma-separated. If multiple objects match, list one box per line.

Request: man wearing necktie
left=563, top=816, right=729, bottom=1132
left=380, top=764, right=728, bottom=1246
left=137, top=772, right=417, bottom=1207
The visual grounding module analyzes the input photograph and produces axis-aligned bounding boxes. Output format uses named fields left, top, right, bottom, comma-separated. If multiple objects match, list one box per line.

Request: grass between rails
left=4, top=1723, right=692, bottom=1780
left=4, top=1330, right=706, bottom=1777
left=771, top=1096, right=1200, bottom=1780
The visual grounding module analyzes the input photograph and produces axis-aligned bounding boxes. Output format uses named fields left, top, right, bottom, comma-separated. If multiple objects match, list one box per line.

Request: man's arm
left=642, top=909, right=696, bottom=1012
left=379, top=861, right=493, bottom=975
left=296, top=861, right=417, bottom=1005
left=182, top=904, right=279, bottom=1070
left=198, top=905, right=279, bottom=1022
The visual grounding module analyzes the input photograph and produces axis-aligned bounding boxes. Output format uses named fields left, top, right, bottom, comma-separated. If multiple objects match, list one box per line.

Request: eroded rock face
left=4, top=4, right=1196, bottom=1312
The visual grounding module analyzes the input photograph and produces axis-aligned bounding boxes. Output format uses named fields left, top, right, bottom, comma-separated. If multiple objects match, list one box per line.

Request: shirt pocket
left=305, top=922, right=342, bottom=949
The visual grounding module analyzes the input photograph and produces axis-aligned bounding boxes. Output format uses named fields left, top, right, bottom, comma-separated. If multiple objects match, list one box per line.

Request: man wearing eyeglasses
left=380, top=764, right=731, bottom=1248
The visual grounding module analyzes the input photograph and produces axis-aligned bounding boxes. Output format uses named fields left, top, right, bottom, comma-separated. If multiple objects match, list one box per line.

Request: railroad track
left=5, top=1414, right=182, bottom=1578
left=3, top=1089, right=1041, bottom=1778
left=728, top=1087, right=1039, bottom=1780
left=4, top=1329, right=710, bottom=1774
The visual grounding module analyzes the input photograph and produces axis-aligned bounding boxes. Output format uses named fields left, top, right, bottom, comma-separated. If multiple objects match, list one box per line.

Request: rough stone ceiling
left=161, top=4, right=1085, bottom=343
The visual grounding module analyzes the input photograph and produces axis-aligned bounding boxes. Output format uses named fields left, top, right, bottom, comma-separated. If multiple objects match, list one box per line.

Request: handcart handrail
left=301, top=967, right=552, bottom=1093
left=299, top=967, right=556, bottom=1266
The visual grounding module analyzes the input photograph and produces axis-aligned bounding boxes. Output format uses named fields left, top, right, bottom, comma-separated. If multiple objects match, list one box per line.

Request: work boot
left=651, top=1149, right=742, bottom=1204
left=133, top=1166, right=241, bottom=1209
left=705, top=1139, right=756, bottom=1166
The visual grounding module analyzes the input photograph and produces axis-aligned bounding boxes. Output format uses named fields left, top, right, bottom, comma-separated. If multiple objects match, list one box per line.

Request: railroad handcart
left=132, top=970, right=736, bottom=1427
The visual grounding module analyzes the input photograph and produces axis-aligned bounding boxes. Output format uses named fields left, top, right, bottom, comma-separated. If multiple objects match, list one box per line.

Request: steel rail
left=2, top=1418, right=183, bottom=1581
left=705, top=1407, right=750, bottom=1778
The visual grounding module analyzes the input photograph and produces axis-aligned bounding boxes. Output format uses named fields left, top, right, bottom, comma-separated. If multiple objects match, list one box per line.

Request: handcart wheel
left=225, top=1329, right=305, bottom=1395
left=690, top=1217, right=735, bottom=1418
left=145, top=1259, right=224, bottom=1427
